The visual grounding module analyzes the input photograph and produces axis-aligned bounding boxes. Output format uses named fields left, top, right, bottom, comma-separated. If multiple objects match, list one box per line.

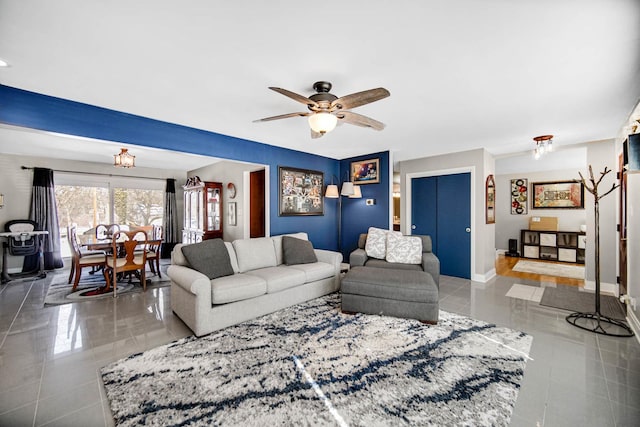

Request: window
left=55, top=174, right=164, bottom=257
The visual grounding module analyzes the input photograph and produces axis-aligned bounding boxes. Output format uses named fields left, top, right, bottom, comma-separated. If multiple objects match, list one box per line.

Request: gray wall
left=399, top=148, right=496, bottom=282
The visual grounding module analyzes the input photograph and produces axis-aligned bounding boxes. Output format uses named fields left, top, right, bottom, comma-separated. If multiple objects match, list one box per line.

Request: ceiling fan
left=254, top=81, right=390, bottom=138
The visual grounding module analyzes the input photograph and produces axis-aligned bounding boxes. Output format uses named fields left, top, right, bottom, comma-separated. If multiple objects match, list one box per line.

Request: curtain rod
left=20, top=166, right=169, bottom=182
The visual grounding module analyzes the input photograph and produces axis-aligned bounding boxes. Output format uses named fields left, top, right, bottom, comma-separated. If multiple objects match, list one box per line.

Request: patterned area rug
left=101, top=294, right=532, bottom=426
left=44, top=264, right=170, bottom=306
left=513, top=259, right=585, bottom=279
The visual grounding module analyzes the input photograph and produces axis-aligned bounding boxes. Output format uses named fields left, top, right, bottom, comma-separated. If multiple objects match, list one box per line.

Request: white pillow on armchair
left=365, top=227, right=401, bottom=259
left=385, top=233, right=423, bottom=264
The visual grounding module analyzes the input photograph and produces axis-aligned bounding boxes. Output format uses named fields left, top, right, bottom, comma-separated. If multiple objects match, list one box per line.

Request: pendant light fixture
left=113, top=148, right=136, bottom=168
left=533, top=135, right=553, bottom=160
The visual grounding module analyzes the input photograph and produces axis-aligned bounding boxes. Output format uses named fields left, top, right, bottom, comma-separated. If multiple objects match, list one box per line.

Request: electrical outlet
left=632, top=297, right=637, bottom=311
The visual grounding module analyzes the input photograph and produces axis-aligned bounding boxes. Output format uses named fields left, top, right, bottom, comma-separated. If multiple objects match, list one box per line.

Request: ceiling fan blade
left=253, top=112, right=311, bottom=122
left=336, top=111, right=385, bottom=130
left=311, top=129, right=324, bottom=139
left=269, top=87, right=319, bottom=108
left=330, top=88, right=390, bottom=110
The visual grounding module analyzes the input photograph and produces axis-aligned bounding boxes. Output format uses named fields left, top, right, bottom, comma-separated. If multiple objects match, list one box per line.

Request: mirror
left=486, top=174, right=495, bottom=224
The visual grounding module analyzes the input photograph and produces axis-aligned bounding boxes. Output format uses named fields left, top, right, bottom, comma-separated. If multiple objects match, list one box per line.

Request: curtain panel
left=161, top=178, right=179, bottom=258
left=24, top=167, right=63, bottom=271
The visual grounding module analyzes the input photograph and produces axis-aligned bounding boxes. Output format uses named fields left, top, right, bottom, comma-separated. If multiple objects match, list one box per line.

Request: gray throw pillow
left=282, top=236, right=317, bottom=265
left=181, top=239, right=234, bottom=279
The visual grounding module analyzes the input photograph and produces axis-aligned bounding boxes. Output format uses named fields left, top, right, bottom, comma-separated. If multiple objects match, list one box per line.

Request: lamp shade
left=349, top=185, right=362, bottom=198
left=340, top=181, right=354, bottom=196
left=349, top=185, right=362, bottom=199
left=325, top=184, right=339, bottom=198
left=308, top=112, right=338, bottom=134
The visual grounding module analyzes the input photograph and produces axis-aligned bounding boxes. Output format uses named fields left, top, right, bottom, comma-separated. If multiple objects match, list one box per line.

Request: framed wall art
left=278, top=166, right=324, bottom=216
left=350, top=158, right=380, bottom=184
left=511, top=178, right=528, bottom=214
left=486, top=175, right=495, bottom=224
left=228, top=202, right=237, bottom=226
left=532, top=180, right=584, bottom=209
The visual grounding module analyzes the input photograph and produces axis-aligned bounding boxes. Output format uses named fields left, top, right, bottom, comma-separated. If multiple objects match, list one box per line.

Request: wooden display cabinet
left=183, top=181, right=223, bottom=244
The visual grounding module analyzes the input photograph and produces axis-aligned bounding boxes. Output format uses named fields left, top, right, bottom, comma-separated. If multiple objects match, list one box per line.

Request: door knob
left=411, top=225, right=416, bottom=230
left=465, top=227, right=471, bottom=233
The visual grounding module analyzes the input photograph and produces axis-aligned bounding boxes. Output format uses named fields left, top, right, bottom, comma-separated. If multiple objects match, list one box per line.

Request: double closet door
left=411, top=173, right=471, bottom=279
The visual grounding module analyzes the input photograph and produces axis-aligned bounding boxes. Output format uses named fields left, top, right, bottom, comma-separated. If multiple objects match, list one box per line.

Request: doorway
left=250, top=169, right=266, bottom=238
left=410, top=172, right=471, bottom=279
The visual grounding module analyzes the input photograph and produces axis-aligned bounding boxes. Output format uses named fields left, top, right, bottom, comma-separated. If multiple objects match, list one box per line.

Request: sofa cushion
left=244, top=266, right=306, bottom=293
left=287, top=261, right=335, bottom=282
left=385, top=233, right=423, bottom=264
left=365, top=227, right=401, bottom=259
left=210, top=274, right=267, bottom=304
left=233, top=237, right=277, bottom=273
left=225, top=242, right=240, bottom=274
left=180, top=239, right=234, bottom=279
left=282, top=236, right=317, bottom=265
left=272, top=232, right=308, bottom=265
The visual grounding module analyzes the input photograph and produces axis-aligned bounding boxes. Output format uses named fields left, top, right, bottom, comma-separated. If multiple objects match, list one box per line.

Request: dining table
left=80, top=238, right=162, bottom=294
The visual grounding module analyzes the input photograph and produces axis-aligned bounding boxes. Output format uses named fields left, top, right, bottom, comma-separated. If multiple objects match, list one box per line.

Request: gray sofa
left=349, top=233, right=440, bottom=285
left=168, top=233, right=342, bottom=337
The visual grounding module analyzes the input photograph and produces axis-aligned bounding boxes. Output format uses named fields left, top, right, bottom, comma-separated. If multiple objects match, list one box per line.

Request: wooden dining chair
left=145, top=225, right=163, bottom=277
left=67, top=225, right=107, bottom=291
left=96, top=223, right=120, bottom=240
left=105, top=230, right=148, bottom=297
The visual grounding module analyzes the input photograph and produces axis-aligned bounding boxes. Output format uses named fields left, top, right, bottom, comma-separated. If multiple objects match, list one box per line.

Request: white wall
left=190, top=160, right=265, bottom=242
left=584, top=140, right=618, bottom=292
left=0, top=153, right=187, bottom=272
left=495, top=170, right=587, bottom=252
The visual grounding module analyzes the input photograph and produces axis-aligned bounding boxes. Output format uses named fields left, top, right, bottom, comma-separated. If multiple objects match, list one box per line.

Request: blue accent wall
left=0, top=84, right=342, bottom=249
left=339, top=151, right=390, bottom=259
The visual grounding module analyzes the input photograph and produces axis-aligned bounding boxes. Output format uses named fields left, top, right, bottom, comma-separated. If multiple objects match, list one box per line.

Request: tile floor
left=1, top=270, right=639, bottom=426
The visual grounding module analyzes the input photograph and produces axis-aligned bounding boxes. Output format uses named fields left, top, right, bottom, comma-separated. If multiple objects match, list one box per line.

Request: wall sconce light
left=114, top=148, right=136, bottom=168
left=0, top=193, right=4, bottom=209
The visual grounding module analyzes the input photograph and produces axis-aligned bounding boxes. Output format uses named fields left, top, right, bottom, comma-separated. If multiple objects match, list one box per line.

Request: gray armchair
left=349, top=233, right=440, bottom=285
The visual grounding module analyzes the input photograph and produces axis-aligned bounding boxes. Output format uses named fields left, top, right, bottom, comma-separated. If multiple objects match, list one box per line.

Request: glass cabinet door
left=206, top=186, right=221, bottom=232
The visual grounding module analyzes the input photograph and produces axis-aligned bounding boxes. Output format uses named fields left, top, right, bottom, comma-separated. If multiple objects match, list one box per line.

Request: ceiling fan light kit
left=308, top=112, right=337, bottom=134
left=255, top=81, right=390, bottom=137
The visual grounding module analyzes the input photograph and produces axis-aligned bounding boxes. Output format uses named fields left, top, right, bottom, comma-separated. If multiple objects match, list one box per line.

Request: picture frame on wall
left=532, top=180, right=584, bottom=209
left=228, top=202, right=237, bottom=226
left=278, top=166, right=324, bottom=216
left=486, top=175, right=495, bottom=224
left=511, top=178, right=528, bottom=214
left=350, top=158, right=380, bottom=184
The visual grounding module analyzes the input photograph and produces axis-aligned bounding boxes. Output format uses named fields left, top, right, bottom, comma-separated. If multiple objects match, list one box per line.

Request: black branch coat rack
left=566, top=166, right=634, bottom=337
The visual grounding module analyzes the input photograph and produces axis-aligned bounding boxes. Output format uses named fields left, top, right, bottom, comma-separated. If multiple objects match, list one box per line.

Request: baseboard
left=583, top=280, right=618, bottom=296
left=496, top=249, right=506, bottom=257
left=473, top=268, right=496, bottom=283
left=627, top=309, right=640, bottom=345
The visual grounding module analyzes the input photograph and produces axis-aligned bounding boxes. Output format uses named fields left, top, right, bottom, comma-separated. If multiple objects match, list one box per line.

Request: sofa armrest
left=167, top=265, right=211, bottom=298
left=422, top=253, right=440, bottom=287
left=349, top=248, right=368, bottom=267
left=314, top=249, right=343, bottom=275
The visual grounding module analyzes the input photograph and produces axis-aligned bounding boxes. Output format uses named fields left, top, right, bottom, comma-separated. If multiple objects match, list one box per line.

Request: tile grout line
left=0, top=280, right=37, bottom=350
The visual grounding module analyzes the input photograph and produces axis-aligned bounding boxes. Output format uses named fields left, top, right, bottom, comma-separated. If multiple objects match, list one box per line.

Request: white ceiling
left=1, top=0, right=639, bottom=169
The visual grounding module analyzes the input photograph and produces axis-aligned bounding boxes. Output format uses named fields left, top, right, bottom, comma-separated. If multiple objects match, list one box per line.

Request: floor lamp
left=325, top=181, right=362, bottom=252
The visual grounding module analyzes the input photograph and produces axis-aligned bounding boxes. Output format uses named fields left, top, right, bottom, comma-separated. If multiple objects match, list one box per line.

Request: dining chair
left=96, top=223, right=120, bottom=240
left=67, top=225, right=107, bottom=291
left=145, top=225, right=163, bottom=278
left=105, top=230, right=148, bottom=297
